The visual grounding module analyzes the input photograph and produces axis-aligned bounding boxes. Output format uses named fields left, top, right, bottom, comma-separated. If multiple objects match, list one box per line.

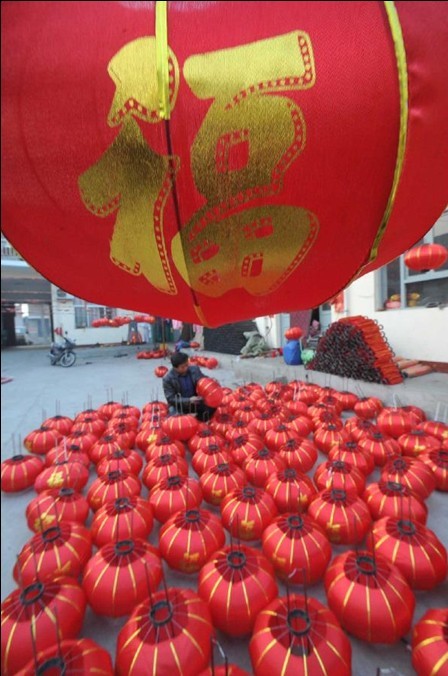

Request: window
left=379, top=212, right=448, bottom=309
left=73, top=299, right=117, bottom=328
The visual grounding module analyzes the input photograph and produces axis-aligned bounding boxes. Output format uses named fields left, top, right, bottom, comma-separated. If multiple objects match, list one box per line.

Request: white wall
left=334, top=272, right=448, bottom=362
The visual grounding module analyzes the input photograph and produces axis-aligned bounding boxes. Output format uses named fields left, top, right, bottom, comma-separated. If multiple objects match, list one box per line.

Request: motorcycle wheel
left=60, top=350, right=76, bottom=367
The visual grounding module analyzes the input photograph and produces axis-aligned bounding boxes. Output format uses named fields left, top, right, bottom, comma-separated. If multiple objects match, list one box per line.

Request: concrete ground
left=1, top=345, right=447, bottom=675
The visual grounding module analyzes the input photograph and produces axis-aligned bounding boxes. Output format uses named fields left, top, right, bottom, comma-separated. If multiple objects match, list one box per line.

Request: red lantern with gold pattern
left=286, top=413, right=314, bottom=437
left=250, top=594, right=351, bottom=676
left=377, top=408, right=416, bottom=438
left=89, top=433, right=122, bottom=464
left=420, top=448, right=448, bottom=491
left=87, top=469, right=142, bottom=511
left=116, top=588, right=213, bottom=675
left=1, top=454, right=44, bottom=493
left=353, top=397, right=383, bottom=420
left=23, top=425, right=63, bottom=456
left=91, top=495, right=154, bottom=547
left=143, top=400, right=169, bottom=417
left=149, top=475, right=202, bottom=523
left=72, top=414, right=107, bottom=438
left=363, top=480, right=428, bottom=524
left=229, top=433, right=264, bottom=466
left=371, top=516, right=448, bottom=590
left=197, top=377, right=224, bottom=408
left=398, top=429, right=441, bottom=457
left=200, top=462, right=246, bottom=505
left=162, top=414, right=199, bottom=441
left=412, top=608, right=448, bottom=676
left=97, top=448, right=143, bottom=476
left=313, top=424, right=350, bottom=455
left=265, top=467, right=317, bottom=513
left=233, top=402, right=257, bottom=424
left=404, top=243, right=448, bottom=271
left=192, top=441, right=231, bottom=476
left=111, top=404, right=141, bottom=422
left=314, top=459, right=366, bottom=496
left=83, top=538, right=162, bottom=616
left=159, top=508, right=226, bottom=573
left=328, top=441, right=375, bottom=476
left=418, top=421, right=448, bottom=442
left=1, top=576, right=87, bottom=676
left=15, top=522, right=92, bottom=586
left=220, top=486, right=277, bottom=541
left=357, top=430, right=401, bottom=467
left=325, top=548, right=415, bottom=643
left=243, top=447, right=286, bottom=488
left=308, top=488, right=372, bottom=545
left=16, top=638, right=114, bottom=676
left=262, top=513, right=331, bottom=584
left=277, top=437, right=318, bottom=473
left=42, top=414, right=74, bottom=436
left=264, top=424, right=301, bottom=452
left=26, top=487, right=90, bottom=532
left=199, top=544, right=277, bottom=636
left=146, top=434, right=186, bottom=461
left=34, top=460, right=90, bottom=493
left=142, top=452, right=189, bottom=490
left=381, top=455, right=437, bottom=499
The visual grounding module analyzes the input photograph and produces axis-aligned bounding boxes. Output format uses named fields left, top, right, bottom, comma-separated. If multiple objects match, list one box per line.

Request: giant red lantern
left=1, top=577, right=87, bottom=675
left=404, top=243, right=448, bottom=271
left=412, top=608, right=448, bottom=676
left=198, top=544, right=278, bottom=636
left=3, top=3, right=447, bottom=326
left=250, top=594, right=352, bottom=676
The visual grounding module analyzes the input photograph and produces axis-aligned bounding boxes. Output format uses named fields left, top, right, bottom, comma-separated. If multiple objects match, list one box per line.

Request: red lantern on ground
left=353, top=397, right=383, bottom=420
left=162, top=414, right=199, bottom=441
left=26, top=488, right=90, bottom=532
left=229, top=433, right=264, bottom=466
left=83, top=538, right=162, bottom=616
left=149, top=475, right=203, bottom=523
left=16, top=638, right=114, bottom=675
left=313, top=424, right=350, bottom=455
left=192, top=441, right=231, bottom=475
left=284, top=327, right=303, bottom=340
left=97, top=448, right=143, bottom=476
left=107, top=421, right=137, bottom=449
left=314, top=459, right=366, bottom=496
left=334, top=391, right=359, bottom=411
left=265, top=424, right=301, bottom=452
left=42, top=414, right=74, bottom=436
left=363, top=480, right=428, bottom=524
left=206, top=358, right=219, bottom=369
left=308, top=488, right=372, bottom=545
left=200, top=462, right=246, bottom=505
left=250, top=594, right=351, bottom=675
left=1, top=454, right=44, bottom=493
left=357, top=430, right=401, bottom=467
left=199, top=544, right=277, bottom=636
left=404, top=243, right=448, bottom=271
left=72, top=414, right=107, bottom=438
left=221, top=486, right=277, bottom=541
left=34, top=460, right=90, bottom=493
left=1, top=577, right=87, bottom=675
left=97, top=400, right=122, bottom=420
left=381, top=455, right=437, bottom=499
left=116, top=588, right=213, bottom=675
left=371, top=516, right=448, bottom=590
left=90, top=495, right=154, bottom=547
left=277, top=438, right=318, bottom=473
left=328, top=441, right=375, bottom=476
left=325, top=549, right=415, bottom=643
left=45, top=442, right=91, bottom=468
left=155, top=365, right=169, bottom=377
left=377, top=408, right=415, bottom=438
left=345, top=417, right=379, bottom=442
left=15, top=523, right=92, bottom=586
left=89, top=433, right=122, bottom=464
left=197, top=377, right=224, bottom=408
left=145, top=434, right=186, bottom=461
left=398, top=429, right=441, bottom=457
left=412, top=608, right=448, bottom=676
left=159, top=508, right=226, bottom=573
left=262, top=513, right=331, bottom=584
left=23, top=425, right=62, bottom=455
left=417, top=421, right=448, bottom=442
left=189, top=427, right=224, bottom=454
left=62, top=429, right=97, bottom=455
left=420, top=448, right=448, bottom=491
left=87, top=469, right=141, bottom=511
left=243, top=447, right=286, bottom=487
left=142, top=452, right=189, bottom=490
left=265, top=467, right=317, bottom=513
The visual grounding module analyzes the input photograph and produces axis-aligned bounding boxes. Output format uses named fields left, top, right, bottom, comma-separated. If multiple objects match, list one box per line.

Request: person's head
left=170, top=351, right=189, bottom=374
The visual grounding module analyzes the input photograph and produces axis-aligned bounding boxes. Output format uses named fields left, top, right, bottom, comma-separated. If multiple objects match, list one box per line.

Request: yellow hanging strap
left=156, top=0, right=170, bottom=119
left=366, top=1, right=409, bottom=265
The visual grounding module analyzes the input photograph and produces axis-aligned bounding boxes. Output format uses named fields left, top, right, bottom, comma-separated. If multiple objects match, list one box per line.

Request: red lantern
left=334, top=391, right=359, bottom=411
left=83, top=538, right=162, bottom=616
left=155, top=365, right=169, bottom=377
left=325, top=549, right=415, bottom=643
left=398, top=429, right=441, bottom=457
left=308, top=488, right=372, bottom=545
left=357, top=430, right=401, bottom=467
left=328, top=441, right=375, bottom=476
left=220, top=486, right=277, bottom=541
left=1, top=577, right=87, bottom=675
left=45, top=442, right=90, bottom=468
left=284, top=327, right=303, bottom=340
left=112, top=404, right=141, bottom=421
left=265, top=468, right=316, bottom=513
left=420, top=448, right=448, bottom=491
left=250, top=594, right=351, bottom=675
left=26, top=488, right=90, bottom=532
left=229, top=433, right=264, bottom=466
left=206, top=358, right=219, bottom=369
left=42, top=414, right=74, bottom=436
left=418, top=421, right=448, bottom=442
left=159, top=508, right=226, bottom=573
left=142, top=452, right=189, bottom=490
left=285, top=413, right=314, bottom=437
left=371, top=516, right=448, bottom=590
left=314, top=459, right=366, bottom=496
left=404, top=243, right=448, bottom=271
left=381, top=455, right=437, bottom=499
left=15, top=523, right=92, bottom=586
left=149, top=475, right=202, bottom=523
left=97, top=448, right=143, bottom=477
left=97, top=400, right=122, bottom=420
left=277, top=438, right=318, bottom=473
left=143, top=400, right=169, bottom=417
left=189, top=427, right=224, bottom=454
left=89, top=433, right=122, bottom=464
left=62, top=429, right=97, bottom=455
left=87, top=469, right=142, bottom=511
left=162, top=414, right=199, bottom=441
left=116, top=588, right=213, bottom=675
left=353, top=396, right=383, bottom=420
left=265, top=424, right=301, bottom=452
left=345, top=417, right=379, bottom=442
left=248, top=412, right=281, bottom=437
left=23, top=425, right=62, bottom=456
left=313, top=424, right=349, bottom=455
left=243, top=447, right=286, bottom=488
left=16, top=638, right=114, bottom=675
left=107, top=421, right=137, bottom=449
left=363, top=480, right=428, bottom=524
left=91, top=495, right=154, bottom=547
left=145, top=434, right=186, bottom=461
left=1, top=454, right=44, bottom=493
left=34, top=460, right=90, bottom=493
left=200, top=462, right=246, bottom=505
left=197, top=377, right=224, bottom=408
left=377, top=408, right=415, bottom=438
left=262, top=513, right=331, bottom=584
left=412, top=608, right=448, bottom=676
left=199, top=544, right=277, bottom=636
left=72, top=414, right=107, bottom=438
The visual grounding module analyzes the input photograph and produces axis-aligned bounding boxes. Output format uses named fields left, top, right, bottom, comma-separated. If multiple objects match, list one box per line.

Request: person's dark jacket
left=162, top=365, right=205, bottom=408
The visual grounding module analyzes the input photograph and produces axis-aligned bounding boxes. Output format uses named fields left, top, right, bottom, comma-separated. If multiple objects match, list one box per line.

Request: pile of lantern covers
left=92, top=314, right=156, bottom=328
left=307, top=316, right=403, bottom=384
left=1, top=378, right=447, bottom=675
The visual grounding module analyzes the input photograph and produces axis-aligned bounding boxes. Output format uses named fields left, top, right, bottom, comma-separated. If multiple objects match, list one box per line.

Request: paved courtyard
left=1, top=345, right=447, bottom=675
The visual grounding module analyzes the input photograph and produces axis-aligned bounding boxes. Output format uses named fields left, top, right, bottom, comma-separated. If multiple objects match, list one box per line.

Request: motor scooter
left=48, top=335, right=77, bottom=367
